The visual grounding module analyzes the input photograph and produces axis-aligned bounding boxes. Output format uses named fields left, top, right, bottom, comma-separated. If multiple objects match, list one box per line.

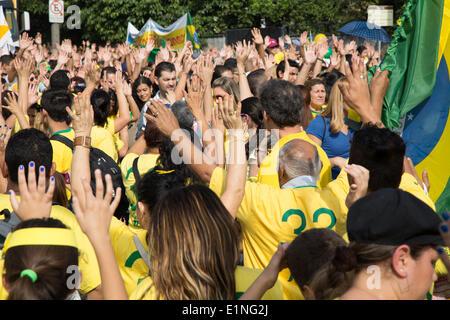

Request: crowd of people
left=0, top=26, right=448, bottom=301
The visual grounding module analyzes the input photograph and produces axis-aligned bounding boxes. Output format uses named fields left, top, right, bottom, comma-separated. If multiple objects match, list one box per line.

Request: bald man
left=209, top=139, right=344, bottom=300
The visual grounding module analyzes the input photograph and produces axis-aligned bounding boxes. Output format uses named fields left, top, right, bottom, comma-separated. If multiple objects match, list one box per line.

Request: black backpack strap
left=50, top=134, right=74, bottom=150
left=132, top=156, right=140, bottom=187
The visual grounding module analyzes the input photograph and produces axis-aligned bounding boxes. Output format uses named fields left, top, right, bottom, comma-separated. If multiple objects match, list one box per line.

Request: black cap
left=347, top=188, right=444, bottom=247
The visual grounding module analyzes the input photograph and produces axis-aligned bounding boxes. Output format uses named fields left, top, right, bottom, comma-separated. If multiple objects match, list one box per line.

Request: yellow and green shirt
left=210, top=167, right=343, bottom=300
left=120, top=153, right=159, bottom=230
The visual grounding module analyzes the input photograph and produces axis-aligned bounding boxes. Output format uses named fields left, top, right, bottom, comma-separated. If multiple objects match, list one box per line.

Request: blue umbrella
left=338, top=21, right=391, bottom=43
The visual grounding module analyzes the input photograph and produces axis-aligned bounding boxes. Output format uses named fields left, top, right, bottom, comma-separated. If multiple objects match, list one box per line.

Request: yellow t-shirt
left=50, top=127, right=75, bottom=174
left=257, top=131, right=332, bottom=189
left=120, top=153, right=159, bottom=230
left=0, top=194, right=101, bottom=298
left=109, top=216, right=149, bottom=296
left=91, top=126, right=118, bottom=163
left=129, top=265, right=284, bottom=300
left=209, top=167, right=343, bottom=300
left=106, top=116, right=125, bottom=154
left=13, top=115, right=30, bottom=134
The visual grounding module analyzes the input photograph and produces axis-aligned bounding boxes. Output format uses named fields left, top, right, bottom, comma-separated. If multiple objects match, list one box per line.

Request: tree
left=20, top=0, right=406, bottom=44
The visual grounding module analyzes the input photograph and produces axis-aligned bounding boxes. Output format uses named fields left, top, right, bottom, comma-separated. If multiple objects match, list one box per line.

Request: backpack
left=50, top=134, right=129, bottom=222
left=0, top=209, right=21, bottom=249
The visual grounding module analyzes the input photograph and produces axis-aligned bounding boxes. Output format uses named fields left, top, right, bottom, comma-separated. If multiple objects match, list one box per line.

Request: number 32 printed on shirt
left=282, top=208, right=336, bottom=234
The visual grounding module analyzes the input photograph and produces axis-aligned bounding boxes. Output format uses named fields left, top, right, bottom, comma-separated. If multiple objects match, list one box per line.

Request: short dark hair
left=224, top=58, right=237, bottom=72
left=100, top=66, right=116, bottom=79
left=41, top=89, right=73, bottom=123
left=357, top=45, right=367, bottom=55
left=349, top=124, right=406, bottom=192
left=247, top=69, right=267, bottom=97
left=212, top=65, right=232, bottom=84
left=49, top=70, right=70, bottom=90
left=0, top=55, right=14, bottom=66
left=5, top=129, right=53, bottom=184
left=276, top=59, right=300, bottom=78
left=154, top=62, right=175, bottom=78
left=90, top=89, right=110, bottom=127
left=259, top=79, right=303, bottom=128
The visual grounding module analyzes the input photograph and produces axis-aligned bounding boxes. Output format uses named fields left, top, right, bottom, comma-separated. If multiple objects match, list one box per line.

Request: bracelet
left=74, top=136, right=91, bottom=149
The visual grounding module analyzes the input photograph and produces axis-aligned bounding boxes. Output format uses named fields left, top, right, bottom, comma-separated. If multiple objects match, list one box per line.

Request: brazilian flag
left=381, top=0, right=450, bottom=215
left=186, top=11, right=200, bottom=50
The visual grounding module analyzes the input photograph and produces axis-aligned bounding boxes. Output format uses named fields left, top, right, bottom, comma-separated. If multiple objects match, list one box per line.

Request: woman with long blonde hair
left=306, top=77, right=355, bottom=179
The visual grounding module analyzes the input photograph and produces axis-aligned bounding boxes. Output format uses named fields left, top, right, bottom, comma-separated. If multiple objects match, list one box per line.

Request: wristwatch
left=74, top=136, right=91, bottom=149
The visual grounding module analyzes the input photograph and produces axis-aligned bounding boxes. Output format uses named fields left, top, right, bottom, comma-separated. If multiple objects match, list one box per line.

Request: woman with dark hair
left=132, top=76, right=153, bottom=111
left=3, top=218, right=80, bottom=300
left=120, top=120, right=163, bottom=230
left=312, top=188, right=444, bottom=300
left=304, top=78, right=327, bottom=119
left=90, top=89, right=118, bottom=162
left=240, top=97, right=267, bottom=177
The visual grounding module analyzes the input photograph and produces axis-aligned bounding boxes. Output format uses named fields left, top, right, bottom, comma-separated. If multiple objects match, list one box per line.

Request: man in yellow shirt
left=209, top=139, right=343, bottom=300
left=256, top=79, right=331, bottom=188
left=41, top=89, right=75, bottom=182
left=0, top=129, right=102, bottom=299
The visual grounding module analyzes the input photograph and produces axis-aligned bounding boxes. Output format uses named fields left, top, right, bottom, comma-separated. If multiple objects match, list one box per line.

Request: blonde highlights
left=321, top=78, right=348, bottom=134
left=148, top=185, right=239, bottom=300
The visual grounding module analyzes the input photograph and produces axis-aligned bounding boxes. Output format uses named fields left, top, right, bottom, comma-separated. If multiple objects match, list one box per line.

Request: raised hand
left=197, top=55, right=215, bottom=85
left=57, top=50, right=70, bottom=66
left=338, top=58, right=380, bottom=124
left=66, top=93, right=94, bottom=136
left=300, top=31, right=308, bottom=46
left=19, top=32, right=33, bottom=51
left=13, top=58, right=33, bottom=79
left=236, top=40, right=251, bottom=67
left=3, top=92, right=21, bottom=115
left=9, top=161, right=56, bottom=220
left=28, top=83, right=39, bottom=106
left=145, top=38, right=155, bottom=54
left=304, top=42, right=318, bottom=64
left=251, top=28, right=264, bottom=45
left=344, top=164, right=370, bottom=208
left=183, top=76, right=207, bottom=118
left=217, top=94, right=242, bottom=130
left=73, top=170, right=121, bottom=238
left=144, top=99, right=180, bottom=137
left=317, top=39, right=329, bottom=59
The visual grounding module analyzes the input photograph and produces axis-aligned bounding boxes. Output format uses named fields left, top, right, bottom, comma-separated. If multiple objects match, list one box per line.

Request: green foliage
left=19, top=0, right=407, bottom=43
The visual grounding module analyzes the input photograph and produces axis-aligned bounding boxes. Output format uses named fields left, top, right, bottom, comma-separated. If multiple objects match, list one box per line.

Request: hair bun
left=332, top=246, right=357, bottom=273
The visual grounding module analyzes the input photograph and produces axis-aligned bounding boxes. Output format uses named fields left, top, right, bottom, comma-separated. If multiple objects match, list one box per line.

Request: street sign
left=49, top=0, right=64, bottom=24
left=367, top=5, right=394, bottom=27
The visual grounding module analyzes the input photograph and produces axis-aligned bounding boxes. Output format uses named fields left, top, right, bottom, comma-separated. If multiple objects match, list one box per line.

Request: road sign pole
left=51, top=23, right=60, bottom=50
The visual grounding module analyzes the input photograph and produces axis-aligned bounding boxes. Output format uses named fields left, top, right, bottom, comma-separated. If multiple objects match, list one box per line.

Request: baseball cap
left=268, top=38, right=278, bottom=48
left=347, top=188, right=444, bottom=247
